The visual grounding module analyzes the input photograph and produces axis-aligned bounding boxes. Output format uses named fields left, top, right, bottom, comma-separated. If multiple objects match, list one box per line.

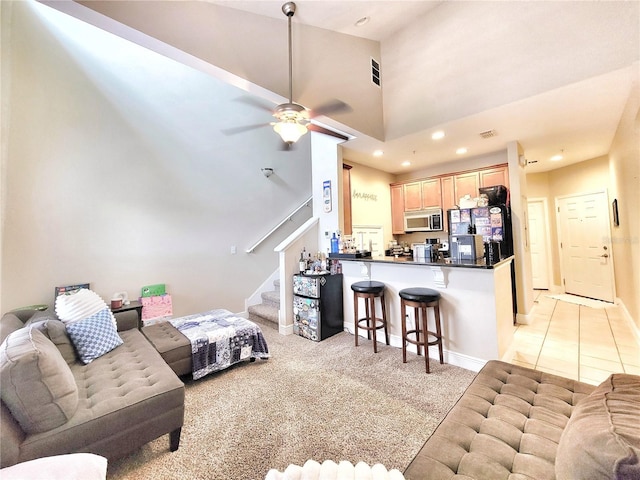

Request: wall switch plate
left=230, top=246, right=237, bottom=255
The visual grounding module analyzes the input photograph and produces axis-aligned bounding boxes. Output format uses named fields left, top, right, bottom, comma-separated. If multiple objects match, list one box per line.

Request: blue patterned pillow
left=66, top=307, right=123, bottom=364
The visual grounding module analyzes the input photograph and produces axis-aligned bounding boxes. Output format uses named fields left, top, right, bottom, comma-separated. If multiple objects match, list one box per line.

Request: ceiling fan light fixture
left=274, top=120, right=308, bottom=144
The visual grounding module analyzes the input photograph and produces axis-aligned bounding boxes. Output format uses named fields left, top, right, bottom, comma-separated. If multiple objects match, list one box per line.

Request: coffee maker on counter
left=412, top=238, right=444, bottom=262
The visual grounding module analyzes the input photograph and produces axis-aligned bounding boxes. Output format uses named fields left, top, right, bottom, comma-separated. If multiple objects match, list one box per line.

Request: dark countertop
left=334, top=254, right=514, bottom=270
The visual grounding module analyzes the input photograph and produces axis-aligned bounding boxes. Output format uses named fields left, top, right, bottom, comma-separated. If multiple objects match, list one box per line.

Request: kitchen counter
left=338, top=255, right=515, bottom=371
left=335, top=254, right=514, bottom=269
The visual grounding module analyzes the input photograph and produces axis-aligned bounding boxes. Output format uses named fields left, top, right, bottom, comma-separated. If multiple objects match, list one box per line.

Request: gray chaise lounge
left=0, top=309, right=184, bottom=468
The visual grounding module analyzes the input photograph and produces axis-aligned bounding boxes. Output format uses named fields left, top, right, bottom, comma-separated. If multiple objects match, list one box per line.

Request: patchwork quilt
left=170, top=309, right=270, bottom=380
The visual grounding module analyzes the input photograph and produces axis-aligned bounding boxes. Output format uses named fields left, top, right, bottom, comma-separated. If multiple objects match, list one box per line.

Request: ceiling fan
left=224, top=2, right=351, bottom=147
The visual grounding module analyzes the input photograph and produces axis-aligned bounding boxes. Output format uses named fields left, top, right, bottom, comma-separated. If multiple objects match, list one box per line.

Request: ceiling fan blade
left=232, top=95, right=275, bottom=114
left=310, top=99, right=352, bottom=118
left=221, top=123, right=270, bottom=136
left=308, top=123, right=349, bottom=141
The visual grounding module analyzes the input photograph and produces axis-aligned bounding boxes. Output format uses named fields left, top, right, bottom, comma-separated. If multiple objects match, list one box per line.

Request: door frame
left=527, top=197, right=552, bottom=290
left=554, top=189, right=616, bottom=301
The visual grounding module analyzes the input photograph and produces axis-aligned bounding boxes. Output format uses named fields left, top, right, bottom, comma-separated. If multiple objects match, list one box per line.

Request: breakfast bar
left=338, top=255, right=515, bottom=372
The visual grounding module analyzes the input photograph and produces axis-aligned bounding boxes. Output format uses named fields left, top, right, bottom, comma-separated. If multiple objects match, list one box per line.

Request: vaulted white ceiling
left=47, top=0, right=639, bottom=174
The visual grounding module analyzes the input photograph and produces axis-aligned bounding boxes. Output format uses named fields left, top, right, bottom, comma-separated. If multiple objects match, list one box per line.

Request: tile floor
left=502, top=290, right=640, bottom=385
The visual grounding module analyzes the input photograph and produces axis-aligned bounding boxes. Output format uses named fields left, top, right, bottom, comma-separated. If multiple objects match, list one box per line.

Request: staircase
left=248, top=279, right=280, bottom=328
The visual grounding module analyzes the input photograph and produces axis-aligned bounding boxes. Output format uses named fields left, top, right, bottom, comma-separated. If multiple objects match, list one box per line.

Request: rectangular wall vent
left=371, top=58, right=381, bottom=87
left=479, top=129, right=497, bottom=139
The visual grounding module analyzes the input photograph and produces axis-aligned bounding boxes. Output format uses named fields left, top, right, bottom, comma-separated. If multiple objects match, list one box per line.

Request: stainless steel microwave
left=404, top=208, right=443, bottom=232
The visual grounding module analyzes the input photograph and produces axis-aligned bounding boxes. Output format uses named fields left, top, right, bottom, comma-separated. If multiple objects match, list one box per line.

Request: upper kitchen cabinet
left=441, top=176, right=456, bottom=214
left=479, top=166, right=509, bottom=189
left=404, top=179, right=442, bottom=211
left=403, top=181, right=422, bottom=211
left=421, top=178, right=442, bottom=208
left=453, top=171, right=480, bottom=199
left=390, top=184, right=405, bottom=235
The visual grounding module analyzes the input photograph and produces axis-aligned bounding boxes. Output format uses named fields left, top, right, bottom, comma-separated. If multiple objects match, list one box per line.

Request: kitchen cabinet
left=421, top=178, right=442, bottom=208
left=454, top=171, right=479, bottom=200
left=441, top=176, right=456, bottom=215
left=403, top=182, right=422, bottom=211
left=390, top=184, right=405, bottom=234
left=479, top=166, right=509, bottom=189
left=404, top=179, right=442, bottom=211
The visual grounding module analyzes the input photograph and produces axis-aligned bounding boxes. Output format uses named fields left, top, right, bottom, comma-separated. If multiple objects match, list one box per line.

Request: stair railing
left=245, top=196, right=313, bottom=253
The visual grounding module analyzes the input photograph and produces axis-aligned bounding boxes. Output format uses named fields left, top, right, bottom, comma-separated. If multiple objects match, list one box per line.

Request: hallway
left=503, top=291, right=640, bottom=385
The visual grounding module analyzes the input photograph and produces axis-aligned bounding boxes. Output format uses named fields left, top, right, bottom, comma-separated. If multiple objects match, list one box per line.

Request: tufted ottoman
left=404, top=360, right=640, bottom=480
left=142, top=322, right=192, bottom=377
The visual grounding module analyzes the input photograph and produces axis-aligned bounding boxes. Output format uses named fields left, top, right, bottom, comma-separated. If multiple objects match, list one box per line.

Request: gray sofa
left=0, top=309, right=185, bottom=468
left=404, top=360, right=640, bottom=480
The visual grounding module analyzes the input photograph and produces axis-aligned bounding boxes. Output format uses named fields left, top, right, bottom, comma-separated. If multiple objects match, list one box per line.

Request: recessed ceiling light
left=456, top=147, right=468, bottom=155
left=550, top=154, right=563, bottom=161
left=401, top=161, right=411, bottom=167
left=431, top=131, right=445, bottom=140
left=373, top=150, right=384, bottom=157
left=355, top=16, right=370, bottom=27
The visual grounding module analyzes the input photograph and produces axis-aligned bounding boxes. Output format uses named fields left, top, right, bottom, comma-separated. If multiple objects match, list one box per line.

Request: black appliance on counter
left=292, top=273, right=343, bottom=341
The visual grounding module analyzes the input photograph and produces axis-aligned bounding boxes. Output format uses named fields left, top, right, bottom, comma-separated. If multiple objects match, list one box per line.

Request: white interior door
left=556, top=191, right=615, bottom=302
left=528, top=199, right=550, bottom=290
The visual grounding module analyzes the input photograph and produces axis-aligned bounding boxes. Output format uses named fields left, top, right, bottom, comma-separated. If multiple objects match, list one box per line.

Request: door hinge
left=563, top=278, right=566, bottom=285
left=560, top=242, right=563, bottom=248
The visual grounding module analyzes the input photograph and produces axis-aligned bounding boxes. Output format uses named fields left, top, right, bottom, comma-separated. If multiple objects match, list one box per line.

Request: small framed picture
left=612, top=199, right=619, bottom=227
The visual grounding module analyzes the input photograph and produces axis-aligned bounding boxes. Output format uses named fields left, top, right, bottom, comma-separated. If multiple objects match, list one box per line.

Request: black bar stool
left=399, top=287, right=443, bottom=373
left=351, top=281, right=389, bottom=353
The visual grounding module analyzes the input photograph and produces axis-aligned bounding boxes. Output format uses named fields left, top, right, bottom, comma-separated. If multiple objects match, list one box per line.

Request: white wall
left=0, top=1, right=312, bottom=315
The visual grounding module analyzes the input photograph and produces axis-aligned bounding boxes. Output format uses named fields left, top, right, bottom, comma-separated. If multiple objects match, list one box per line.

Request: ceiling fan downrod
left=282, top=2, right=296, bottom=104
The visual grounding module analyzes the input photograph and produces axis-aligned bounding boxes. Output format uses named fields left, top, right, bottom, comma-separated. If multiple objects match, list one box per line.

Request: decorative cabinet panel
left=390, top=184, right=405, bottom=234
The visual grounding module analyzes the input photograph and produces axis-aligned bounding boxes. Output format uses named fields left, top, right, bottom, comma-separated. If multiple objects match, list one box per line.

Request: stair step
left=248, top=303, right=279, bottom=326
left=261, top=290, right=280, bottom=308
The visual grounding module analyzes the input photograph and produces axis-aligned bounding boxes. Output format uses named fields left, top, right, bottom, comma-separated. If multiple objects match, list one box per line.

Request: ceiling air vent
left=371, top=58, right=381, bottom=87
left=479, top=129, right=497, bottom=139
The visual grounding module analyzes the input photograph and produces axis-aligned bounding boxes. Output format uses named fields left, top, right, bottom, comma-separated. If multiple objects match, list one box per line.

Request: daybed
left=0, top=308, right=185, bottom=468
left=404, top=360, right=640, bottom=480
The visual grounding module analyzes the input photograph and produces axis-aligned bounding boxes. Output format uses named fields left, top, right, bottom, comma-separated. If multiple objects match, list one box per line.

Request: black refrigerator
left=447, top=205, right=513, bottom=257
left=293, top=273, right=343, bottom=341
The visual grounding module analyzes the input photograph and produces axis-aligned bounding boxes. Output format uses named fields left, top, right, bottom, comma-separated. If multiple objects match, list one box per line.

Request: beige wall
left=608, top=71, right=640, bottom=327
left=346, top=161, right=395, bottom=248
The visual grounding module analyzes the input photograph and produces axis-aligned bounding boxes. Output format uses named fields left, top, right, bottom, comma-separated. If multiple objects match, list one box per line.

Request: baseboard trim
left=279, top=323, right=294, bottom=336
left=616, top=298, right=640, bottom=344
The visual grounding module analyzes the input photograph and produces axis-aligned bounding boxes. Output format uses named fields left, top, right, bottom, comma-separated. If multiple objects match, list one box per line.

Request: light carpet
left=107, top=322, right=477, bottom=480
left=546, top=293, right=613, bottom=309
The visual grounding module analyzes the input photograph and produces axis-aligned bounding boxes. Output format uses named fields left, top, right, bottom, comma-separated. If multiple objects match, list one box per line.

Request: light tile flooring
left=502, top=291, right=640, bottom=385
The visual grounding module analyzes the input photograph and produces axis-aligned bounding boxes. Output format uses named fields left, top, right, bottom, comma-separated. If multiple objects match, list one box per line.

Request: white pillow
left=0, top=453, right=107, bottom=480
left=55, top=289, right=116, bottom=327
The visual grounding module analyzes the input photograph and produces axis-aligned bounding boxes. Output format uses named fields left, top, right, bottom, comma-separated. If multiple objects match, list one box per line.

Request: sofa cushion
left=556, top=373, right=640, bottom=480
left=26, top=317, right=76, bottom=365
left=66, top=308, right=123, bottom=364
left=0, top=328, right=78, bottom=433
